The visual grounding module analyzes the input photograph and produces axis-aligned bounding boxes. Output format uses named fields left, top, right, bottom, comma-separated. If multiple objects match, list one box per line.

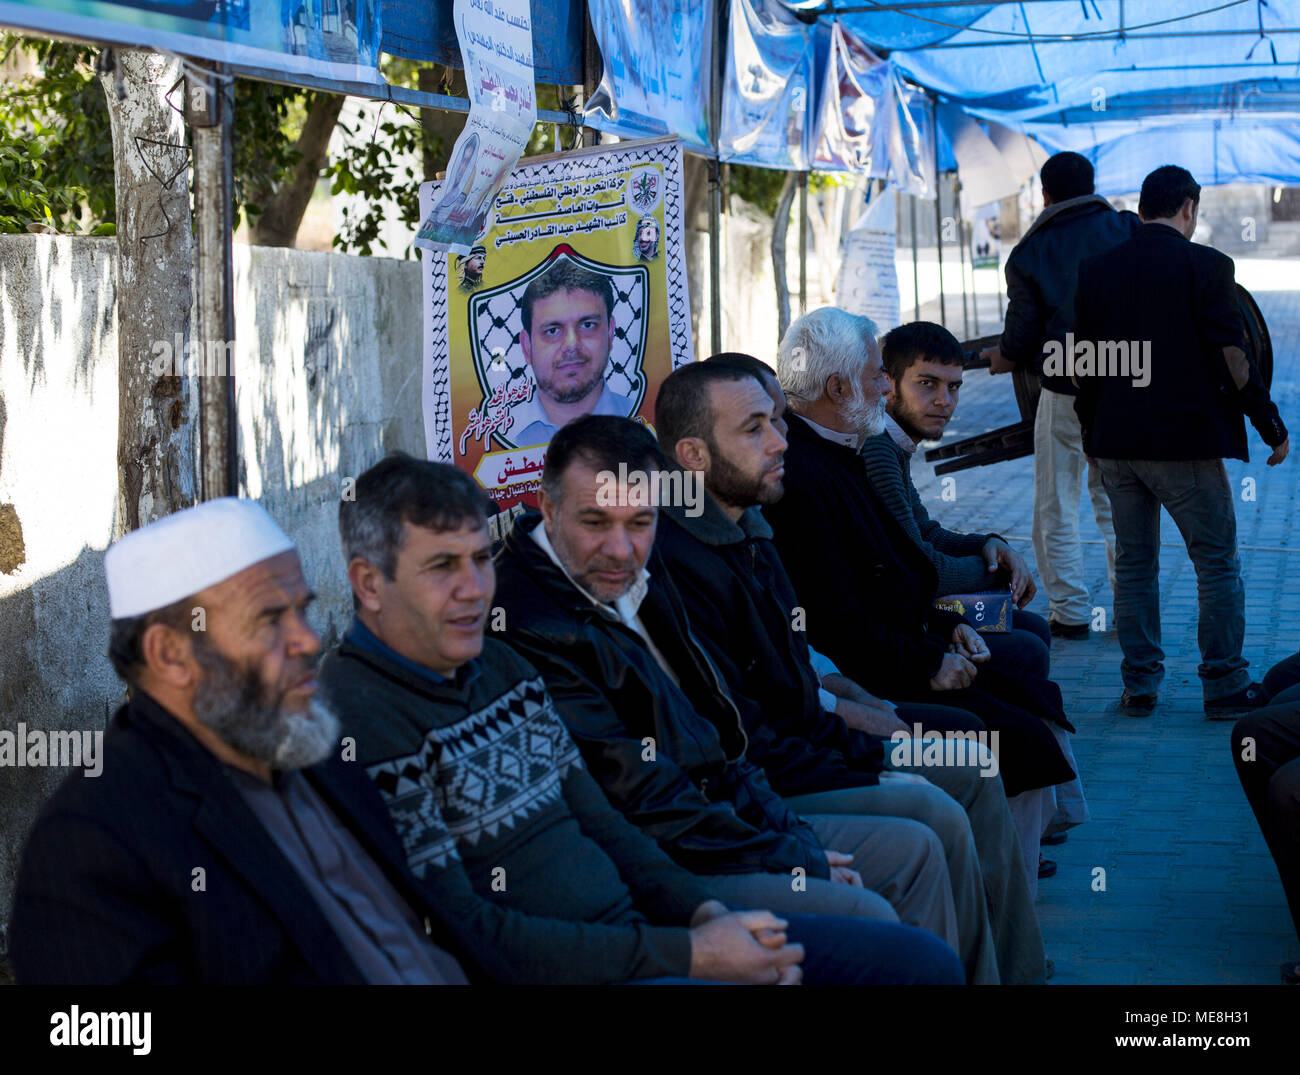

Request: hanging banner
left=971, top=201, right=1002, bottom=270
left=812, top=21, right=890, bottom=172
left=872, top=68, right=937, bottom=199
left=719, top=0, right=817, bottom=170
left=834, top=191, right=901, bottom=334
left=413, top=0, right=537, bottom=255
left=421, top=136, right=693, bottom=511
left=0, top=0, right=381, bottom=86
left=584, top=0, right=712, bottom=151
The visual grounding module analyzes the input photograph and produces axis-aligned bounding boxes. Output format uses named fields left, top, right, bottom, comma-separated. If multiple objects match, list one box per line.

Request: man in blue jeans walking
left=1073, top=165, right=1290, bottom=718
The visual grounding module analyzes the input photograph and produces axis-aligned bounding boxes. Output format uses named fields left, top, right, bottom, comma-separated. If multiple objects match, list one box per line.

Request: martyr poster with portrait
left=420, top=135, right=693, bottom=510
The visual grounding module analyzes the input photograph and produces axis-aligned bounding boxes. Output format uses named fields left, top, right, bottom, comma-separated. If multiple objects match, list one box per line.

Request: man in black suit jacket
left=1073, top=165, right=1290, bottom=719
left=9, top=498, right=472, bottom=984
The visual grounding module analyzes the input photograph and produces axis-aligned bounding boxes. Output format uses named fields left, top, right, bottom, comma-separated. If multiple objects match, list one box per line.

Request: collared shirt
left=345, top=615, right=449, bottom=686
left=798, top=413, right=862, bottom=451
left=883, top=413, right=919, bottom=457
left=508, top=382, right=635, bottom=447
left=226, top=766, right=468, bottom=985
left=529, top=520, right=680, bottom=685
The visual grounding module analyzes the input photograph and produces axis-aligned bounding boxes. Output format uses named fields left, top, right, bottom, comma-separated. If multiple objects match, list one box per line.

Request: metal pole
left=189, top=60, right=237, bottom=500
left=909, top=192, right=920, bottom=322
left=968, top=220, right=980, bottom=336
left=798, top=171, right=808, bottom=314
left=957, top=185, right=970, bottom=339
left=932, top=176, right=946, bottom=329
left=708, top=0, right=723, bottom=354
left=581, top=5, right=600, bottom=147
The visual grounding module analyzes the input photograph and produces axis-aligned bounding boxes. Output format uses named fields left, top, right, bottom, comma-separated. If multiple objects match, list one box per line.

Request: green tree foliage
left=0, top=37, right=114, bottom=233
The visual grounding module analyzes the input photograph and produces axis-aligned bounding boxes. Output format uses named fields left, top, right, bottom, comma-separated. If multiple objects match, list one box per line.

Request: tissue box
left=933, top=591, right=1013, bottom=633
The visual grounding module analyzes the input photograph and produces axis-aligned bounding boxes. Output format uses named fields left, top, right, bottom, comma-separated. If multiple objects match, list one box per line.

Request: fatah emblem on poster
left=420, top=136, right=693, bottom=510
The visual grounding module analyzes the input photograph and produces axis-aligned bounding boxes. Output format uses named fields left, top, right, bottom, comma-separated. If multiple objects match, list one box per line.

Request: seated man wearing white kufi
left=9, top=498, right=474, bottom=984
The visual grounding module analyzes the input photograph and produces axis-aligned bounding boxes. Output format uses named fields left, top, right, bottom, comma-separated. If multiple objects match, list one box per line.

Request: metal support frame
left=708, top=0, right=724, bottom=354
left=932, top=179, right=946, bottom=328
left=798, top=171, right=809, bottom=315
left=909, top=192, right=920, bottom=321
left=188, top=60, right=238, bottom=501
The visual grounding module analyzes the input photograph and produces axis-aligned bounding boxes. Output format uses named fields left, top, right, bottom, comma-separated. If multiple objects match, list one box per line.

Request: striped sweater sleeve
left=859, top=433, right=996, bottom=596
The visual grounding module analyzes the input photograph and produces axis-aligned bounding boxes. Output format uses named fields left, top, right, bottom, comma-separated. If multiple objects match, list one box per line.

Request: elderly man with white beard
left=762, top=307, right=1081, bottom=901
left=10, top=498, right=472, bottom=984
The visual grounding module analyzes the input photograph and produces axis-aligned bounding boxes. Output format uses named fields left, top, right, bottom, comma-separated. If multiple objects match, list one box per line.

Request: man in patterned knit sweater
left=318, top=454, right=963, bottom=986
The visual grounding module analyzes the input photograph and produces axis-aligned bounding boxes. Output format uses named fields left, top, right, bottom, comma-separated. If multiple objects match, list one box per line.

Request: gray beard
left=191, top=642, right=339, bottom=770
left=843, top=389, right=887, bottom=439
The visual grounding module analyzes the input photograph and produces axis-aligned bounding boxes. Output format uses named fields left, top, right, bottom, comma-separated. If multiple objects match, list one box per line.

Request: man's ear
left=139, top=619, right=198, bottom=690
left=825, top=372, right=846, bottom=402
left=674, top=435, right=710, bottom=474
left=519, top=329, right=532, bottom=363
left=538, top=485, right=558, bottom=530
left=347, top=557, right=386, bottom=615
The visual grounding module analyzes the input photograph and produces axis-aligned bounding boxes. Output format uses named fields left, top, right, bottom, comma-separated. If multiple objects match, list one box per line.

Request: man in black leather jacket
left=493, top=415, right=983, bottom=975
left=981, top=152, right=1138, bottom=638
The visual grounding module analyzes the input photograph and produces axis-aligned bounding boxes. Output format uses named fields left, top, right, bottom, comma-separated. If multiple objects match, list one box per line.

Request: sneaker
left=1204, top=682, right=1269, bottom=719
left=1120, top=689, right=1157, bottom=716
left=1049, top=619, right=1091, bottom=640
left=1038, top=856, right=1057, bottom=879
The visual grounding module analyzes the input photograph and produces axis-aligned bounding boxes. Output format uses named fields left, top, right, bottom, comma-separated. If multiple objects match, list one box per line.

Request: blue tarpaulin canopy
left=379, top=0, right=1300, bottom=191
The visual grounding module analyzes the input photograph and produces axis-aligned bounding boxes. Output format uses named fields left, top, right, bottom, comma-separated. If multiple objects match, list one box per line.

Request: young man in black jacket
left=318, top=454, right=962, bottom=986
left=653, top=357, right=1046, bottom=983
left=1074, top=164, right=1289, bottom=718
left=492, top=416, right=1002, bottom=980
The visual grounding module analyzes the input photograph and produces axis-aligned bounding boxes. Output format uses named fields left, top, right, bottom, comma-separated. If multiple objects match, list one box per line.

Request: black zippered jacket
left=1000, top=194, right=1141, bottom=395
left=656, top=490, right=887, bottom=797
left=493, top=512, right=830, bottom=880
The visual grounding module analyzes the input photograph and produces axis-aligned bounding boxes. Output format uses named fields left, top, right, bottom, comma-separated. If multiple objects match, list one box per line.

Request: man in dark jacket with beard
left=762, top=307, right=1082, bottom=899
left=653, top=356, right=1046, bottom=983
left=981, top=152, right=1137, bottom=639
left=492, top=415, right=987, bottom=978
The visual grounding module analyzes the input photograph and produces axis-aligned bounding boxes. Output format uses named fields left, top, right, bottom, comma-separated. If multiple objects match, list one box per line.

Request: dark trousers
left=1232, top=687, right=1300, bottom=943
left=631, top=914, right=964, bottom=985
left=1097, top=457, right=1250, bottom=701
left=984, top=609, right=1053, bottom=683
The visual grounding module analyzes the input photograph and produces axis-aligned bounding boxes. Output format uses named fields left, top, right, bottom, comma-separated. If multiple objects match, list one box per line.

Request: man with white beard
left=10, top=498, right=472, bottom=984
left=763, top=308, right=1080, bottom=899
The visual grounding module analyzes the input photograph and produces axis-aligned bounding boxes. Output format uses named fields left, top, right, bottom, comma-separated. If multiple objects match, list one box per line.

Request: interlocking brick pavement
left=907, top=283, right=1300, bottom=985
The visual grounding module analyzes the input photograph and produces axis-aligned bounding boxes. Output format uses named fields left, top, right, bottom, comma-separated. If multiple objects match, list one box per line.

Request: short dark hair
left=540, top=415, right=664, bottom=502
left=1040, top=152, right=1094, bottom=202
left=705, top=352, right=778, bottom=383
left=106, top=596, right=195, bottom=687
left=340, top=453, right=489, bottom=581
left=520, top=260, right=616, bottom=335
left=656, top=360, right=767, bottom=456
left=880, top=321, right=964, bottom=379
left=1138, top=165, right=1201, bottom=221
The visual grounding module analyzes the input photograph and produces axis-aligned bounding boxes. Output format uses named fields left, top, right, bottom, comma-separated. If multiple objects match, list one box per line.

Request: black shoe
left=1204, top=682, right=1269, bottom=720
left=1041, top=830, right=1069, bottom=847
left=1120, top=689, right=1157, bottom=716
left=1049, top=619, right=1091, bottom=640
left=1038, top=856, right=1057, bottom=879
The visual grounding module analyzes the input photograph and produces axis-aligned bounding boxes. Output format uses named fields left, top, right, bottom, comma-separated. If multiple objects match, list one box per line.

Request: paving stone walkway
left=908, top=283, right=1300, bottom=985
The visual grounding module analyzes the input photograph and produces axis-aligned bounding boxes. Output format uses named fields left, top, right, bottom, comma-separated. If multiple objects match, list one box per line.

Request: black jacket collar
left=1020, top=193, right=1119, bottom=244
left=659, top=480, right=772, bottom=549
